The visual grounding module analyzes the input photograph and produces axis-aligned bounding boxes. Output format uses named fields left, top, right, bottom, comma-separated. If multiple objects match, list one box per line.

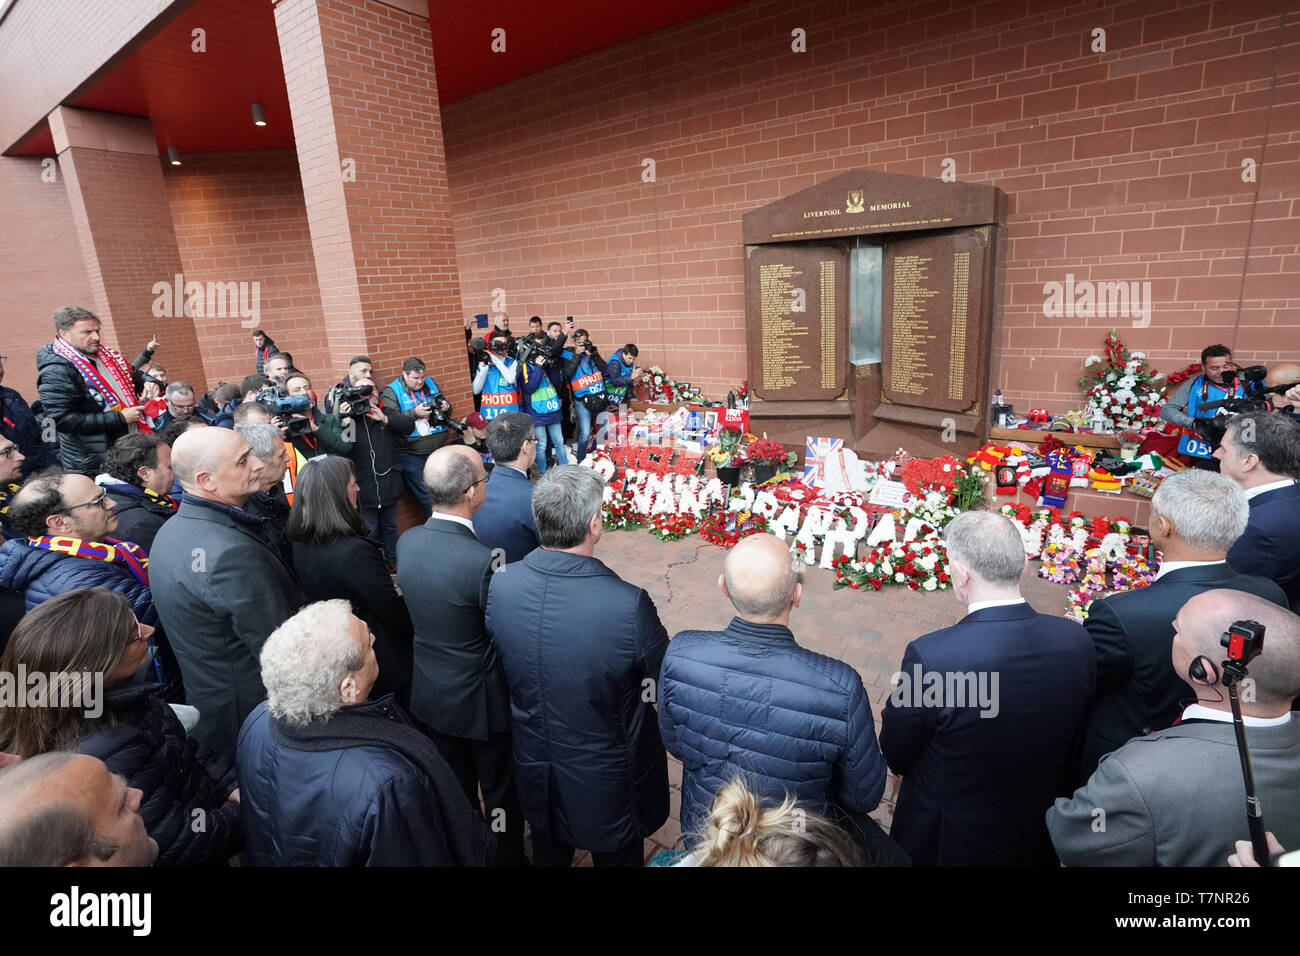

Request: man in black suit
left=1077, top=469, right=1288, bottom=782
left=149, top=426, right=305, bottom=761
left=474, top=412, right=539, bottom=564
left=1217, top=412, right=1300, bottom=612
left=880, top=511, right=1095, bottom=866
left=396, top=445, right=527, bottom=865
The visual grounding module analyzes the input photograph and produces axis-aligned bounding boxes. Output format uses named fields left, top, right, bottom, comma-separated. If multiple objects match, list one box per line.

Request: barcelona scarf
left=0, top=482, right=18, bottom=520
left=50, top=337, right=150, bottom=433
left=26, top=535, right=150, bottom=586
left=142, top=487, right=178, bottom=511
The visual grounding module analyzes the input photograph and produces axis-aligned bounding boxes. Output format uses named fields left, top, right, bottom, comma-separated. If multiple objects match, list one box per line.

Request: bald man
left=395, top=444, right=527, bottom=864
left=1049, top=589, right=1300, bottom=866
left=147, top=427, right=305, bottom=760
left=0, top=753, right=158, bottom=867
left=658, top=532, right=893, bottom=855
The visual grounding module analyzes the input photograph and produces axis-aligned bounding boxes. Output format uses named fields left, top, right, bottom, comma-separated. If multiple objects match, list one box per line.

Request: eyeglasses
left=128, top=618, right=146, bottom=643
left=462, top=476, right=487, bottom=494
left=0, top=445, right=19, bottom=459
left=62, top=489, right=110, bottom=512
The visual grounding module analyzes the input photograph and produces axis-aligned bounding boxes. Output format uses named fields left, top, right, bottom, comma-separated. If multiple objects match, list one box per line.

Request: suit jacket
left=473, top=466, right=539, bottom=564
left=1048, top=716, right=1300, bottom=866
left=1079, top=562, right=1287, bottom=780
left=149, top=495, right=305, bottom=761
left=880, top=602, right=1095, bottom=866
left=293, top=534, right=414, bottom=706
left=486, top=548, right=669, bottom=851
left=396, top=516, right=509, bottom=741
left=1227, top=481, right=1300, bottom=613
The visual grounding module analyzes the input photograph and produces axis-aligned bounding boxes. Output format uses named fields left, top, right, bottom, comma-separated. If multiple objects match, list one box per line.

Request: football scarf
left=51, top=338, right=146, bottom=430
left=26, top=535, right=150, bottom=586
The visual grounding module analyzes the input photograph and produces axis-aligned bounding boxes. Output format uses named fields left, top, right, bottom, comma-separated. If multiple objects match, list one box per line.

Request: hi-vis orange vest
left=281, top=441, right=307, bottom=505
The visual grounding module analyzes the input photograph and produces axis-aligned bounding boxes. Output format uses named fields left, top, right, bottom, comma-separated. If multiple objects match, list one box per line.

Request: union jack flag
left=803, top=436, right=844, bottom=488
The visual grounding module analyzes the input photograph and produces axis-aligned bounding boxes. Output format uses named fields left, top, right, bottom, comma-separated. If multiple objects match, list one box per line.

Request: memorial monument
left=742, top=170, right=1007, bottom=458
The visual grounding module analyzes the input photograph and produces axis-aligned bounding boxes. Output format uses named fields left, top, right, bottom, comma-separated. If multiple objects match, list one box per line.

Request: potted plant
left=735, top=438, right=796, bottom=485
left=709, top=427, right=743, bottom=486
left=1119, top=431, right=1142, bottom=458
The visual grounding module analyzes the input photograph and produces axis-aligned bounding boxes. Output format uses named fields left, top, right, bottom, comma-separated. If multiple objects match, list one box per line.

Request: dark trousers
left=531, top=834, right=644, bottom=868
left=396, top=452, right=432, bottom=517
left=361, top=505, right=398, bottom=565
left=429, top=728, right=528, bottom=866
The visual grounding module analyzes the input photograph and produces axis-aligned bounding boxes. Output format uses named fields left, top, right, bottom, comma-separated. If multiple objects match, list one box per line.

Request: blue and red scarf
left=26, top=535, right=149, bottom=586
left=50, top=337, right=148, bottom=432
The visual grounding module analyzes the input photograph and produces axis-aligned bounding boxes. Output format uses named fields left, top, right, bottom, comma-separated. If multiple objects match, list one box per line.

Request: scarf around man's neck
left=50, top=337, right=141, bottom=417
left=25, top=535, right=149, bottom=586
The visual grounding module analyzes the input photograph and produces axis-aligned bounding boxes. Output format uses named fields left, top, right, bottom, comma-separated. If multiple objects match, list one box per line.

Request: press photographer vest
left=528, top=370, right=561, bottom=415
left=606, top=354, right=633, bottom=406
left=387, top=375, right=446, bottom=438
left=479, top=362, right=521, bottom=420
left=1184, top=374, right=1243, bottom=419
left=567, top=351, right=606, bottom=398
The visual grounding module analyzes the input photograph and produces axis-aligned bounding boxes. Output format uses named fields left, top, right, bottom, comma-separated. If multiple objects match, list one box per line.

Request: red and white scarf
left=51, top=337, right=138, bottom=413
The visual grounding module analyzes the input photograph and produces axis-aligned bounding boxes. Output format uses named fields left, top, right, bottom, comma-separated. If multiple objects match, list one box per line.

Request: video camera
left=1192, top=365, right=1297, bottom=448
left=337, top=383, right=375, bottom=417
left=255, top=386, right=314, bottom=437
left=426, top=396, right=466, bottom=433
left=517, top=334, right=551, bottom=368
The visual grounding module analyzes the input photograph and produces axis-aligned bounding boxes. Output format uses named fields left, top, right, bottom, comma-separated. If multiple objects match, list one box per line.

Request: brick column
left=273, top=0, right=470, bottom=414
left=48, top=106, right=207, bottom=392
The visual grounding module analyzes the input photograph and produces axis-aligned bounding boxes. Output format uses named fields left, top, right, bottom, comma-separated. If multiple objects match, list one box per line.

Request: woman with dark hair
left=286, top=455, right=414, bottom=705
left=0, top=588, right=241, bottom=866
left=96, top=432, right=178, bottom=552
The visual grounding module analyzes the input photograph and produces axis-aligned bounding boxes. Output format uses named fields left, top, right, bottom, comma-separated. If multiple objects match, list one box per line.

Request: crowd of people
left=1, top=306, right=1300, bottom=868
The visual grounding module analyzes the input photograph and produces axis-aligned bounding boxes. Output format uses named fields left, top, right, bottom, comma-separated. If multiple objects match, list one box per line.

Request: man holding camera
left=381, top=357, right=454, bottom=519
left=1048, top=589, right=1300, bottom=867
left=562, top=327, right=608, bottom=463
left=336, top=377, right=415, bottom=568
left=1218, top=412, right=1300, bottom=613
left=283, top=373, right=348, bottom=459
left=472, top=333, right=522, bottom=422
left=604, top=343, right=640, bottom=412
left=1160, top=344, right=1245, bottom=470
left=521, top=340, right=568, bottom=476
left=323, top=355, right=373, bottom=416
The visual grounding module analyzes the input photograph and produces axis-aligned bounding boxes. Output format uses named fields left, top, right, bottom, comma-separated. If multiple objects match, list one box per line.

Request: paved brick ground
left=580, top=527, right=1071, bottom=865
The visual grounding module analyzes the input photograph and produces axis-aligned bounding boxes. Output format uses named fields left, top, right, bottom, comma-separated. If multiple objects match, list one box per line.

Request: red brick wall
left=58, top=145, right=207, bottom=393
left=274, top=0, right=472, bottom=417
left=442, top=0, right=1300, bottom=414
left=0, top=156, right=95, bottom=399
left=163, top=150, right=331, bottom=395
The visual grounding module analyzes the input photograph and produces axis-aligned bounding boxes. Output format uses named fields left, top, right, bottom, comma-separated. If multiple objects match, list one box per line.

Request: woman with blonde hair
left=652, top=778, right=869, bottom=867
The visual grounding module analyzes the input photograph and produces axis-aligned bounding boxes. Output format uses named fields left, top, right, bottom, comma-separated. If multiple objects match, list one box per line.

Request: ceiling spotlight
left=167, top=146, right=182, bottom=166
left=251, top=103, right=267, bottom=127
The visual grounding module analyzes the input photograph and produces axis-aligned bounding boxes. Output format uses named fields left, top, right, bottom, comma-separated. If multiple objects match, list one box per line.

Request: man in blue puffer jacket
left=658, top=532, right=889, bottom=847
left=0, top=468, right=182, bottom=700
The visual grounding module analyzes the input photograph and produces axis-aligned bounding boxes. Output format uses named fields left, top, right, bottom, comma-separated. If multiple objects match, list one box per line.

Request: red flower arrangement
left=735, top=438, right=789, bottom=463
left=900, top=455, right=965, bottom=500
left=699, top=510, right=769, bottom=548
left=648, top=512, right=701, bottom=541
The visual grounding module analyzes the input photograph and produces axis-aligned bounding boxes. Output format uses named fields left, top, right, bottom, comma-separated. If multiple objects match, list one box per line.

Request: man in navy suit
left=474, top=412, right=539, bottom=564
left=880, top=511, right=1095, bottom=866
left=1218, top=412, right=1300, bottom=612
left=1077, top=469, right=1288, bottom=782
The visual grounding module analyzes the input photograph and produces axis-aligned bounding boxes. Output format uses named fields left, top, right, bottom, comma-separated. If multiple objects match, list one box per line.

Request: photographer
left=323, top=355, right=373, bottom=416
left=471, top=332, right=522, bottom=421
left=380, top=357, right=455, bottom=518
left=521, top=339, right=568, bottom=476
left=213, top=374, right=273, bottom=429
left=335, top=377, right=414, bottom=569
left=562, top=327, right=608, bottom=463
left=605, top=343, right=641, bottom=411
left=1160, top=344, right=1244, bottom=469
left=284, top=373, right=348, bottom=459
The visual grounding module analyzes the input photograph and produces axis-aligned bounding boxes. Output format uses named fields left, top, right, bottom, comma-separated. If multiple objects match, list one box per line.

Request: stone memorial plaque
left=880, top=229, right=989, bottom=415
left=744, top=244, right=847, bottom=401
